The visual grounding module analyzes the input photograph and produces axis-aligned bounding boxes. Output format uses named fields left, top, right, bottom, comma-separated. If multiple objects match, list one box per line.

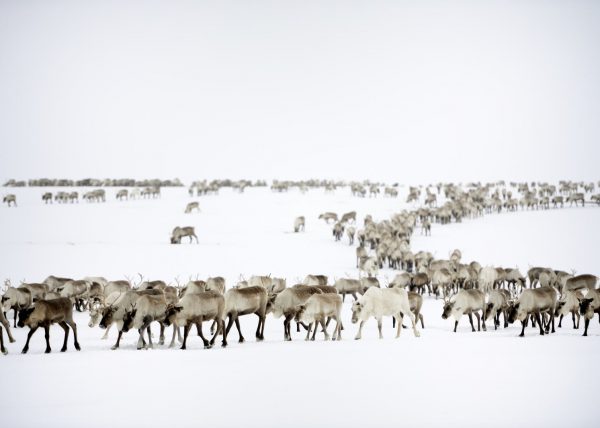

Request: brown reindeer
left=18, top=298, right=81, bottom=354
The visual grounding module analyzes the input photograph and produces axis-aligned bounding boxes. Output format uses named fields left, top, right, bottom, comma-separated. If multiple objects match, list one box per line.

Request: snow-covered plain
left=0, top=186, right=598, bottom=428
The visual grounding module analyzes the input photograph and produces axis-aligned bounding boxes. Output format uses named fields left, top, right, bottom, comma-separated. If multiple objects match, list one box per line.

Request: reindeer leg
left=197, top=320, right=211, bottom=349
left=169, top=324, right=177, bottom=348
left=137, top=328, right=145, bottom=350
left=454, top=320, right=459, bottom=333
left=223, top=314, right=235, bottom=346
left=13, top=309, right=17, bottom=328
left=284, top=314, right=293, bottom=341
left=59, top=321, right=69, bottom=352
left=44, top=324, right=51, bottom=353
left=255, top=313, right=262, bottom=340
left=260, top=314, right=266, bottom=340
left=181, top=323, right=191, bottom=350
left=355, top=320, right=365, bottom=340
left=321, top=319, right=330, bottom=340
left=378, top=317, right=384, bottom=339
left=234, top=316, right=244, bottom=343
left=159, top=322, right=165, bottom=345
left=0, top=313, right=14, bottom=342
left=101, top=323, right=111, bottom=340
left=146, top=325, right=154, bottom=348
left=22, top=326, right=38, bottom=353
left=468, top=313, right=476, bottom=332
left=407, top=311, right=419, bottom=337
left=0, top=326, right=5, bottom=355
left=112, top=330, right=123, bottom=350
left=209, top=318, right=220, bottom=346
left=558, top=314, right=563, bottom=328
left=534, top=312, right=544, bottom=335
left=305, top=322, right=312, bottom=341
left=66, top=319, right=81, bottom=351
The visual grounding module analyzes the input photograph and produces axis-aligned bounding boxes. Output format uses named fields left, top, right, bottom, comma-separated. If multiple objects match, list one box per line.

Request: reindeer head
left=99, top=305, right=119, bottom=329
left=351, top=301, right=363, bottom=323
left=441, top=295, right=455, bottom=319
left=17, top=307, right=36, bottom=328
left=121, top=303, right=137, bottom=332
left=163, top=304, right=182, bottom=327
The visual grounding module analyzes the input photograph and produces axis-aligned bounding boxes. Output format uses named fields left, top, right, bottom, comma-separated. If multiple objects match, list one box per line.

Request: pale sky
left=1, top=0, right=598, bottom=184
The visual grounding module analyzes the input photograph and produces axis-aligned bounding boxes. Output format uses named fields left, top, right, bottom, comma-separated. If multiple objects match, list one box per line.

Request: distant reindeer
left=318, top=212, right=338, bottom=223
left=170, top=226, right=198, bottom=244
left=42, top=192, right=53, bottom=204
left=3, top=194, right=16, bottom=207
left=116, top=189, right=128, bottom=200
left=185, top=202, right=200, bottom=213
left=294, top=216, right=305, bottom=233
left=566, top=193, right=585, bottom=207
left=421, top=219, right=431, bottom=236
left=340, top=211, right=356, bottom=224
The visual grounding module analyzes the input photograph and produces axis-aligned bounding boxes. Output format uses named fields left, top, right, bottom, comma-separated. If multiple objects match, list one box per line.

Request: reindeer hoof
left=45, top=348, right=51, bottom=354
left=238, top=338, right=245, bottom=343
left=415, top=331, right=421, bottom=337
left=60, top=347, right=67, bottom=352
left=9, top=338, right=15, bottom=343
left=1, top=349, right=7, bottom=355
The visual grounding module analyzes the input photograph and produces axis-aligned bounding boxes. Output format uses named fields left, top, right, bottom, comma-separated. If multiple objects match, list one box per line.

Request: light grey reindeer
left=170, top=226, right=199, bottom=244
left=3, top=194, right=17, bottom=207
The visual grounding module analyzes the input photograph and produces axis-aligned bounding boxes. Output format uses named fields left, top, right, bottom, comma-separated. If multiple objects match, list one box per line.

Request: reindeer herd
left=0, top=178, right=598, bottom=356
left=1, top=262, right=598, bottom=356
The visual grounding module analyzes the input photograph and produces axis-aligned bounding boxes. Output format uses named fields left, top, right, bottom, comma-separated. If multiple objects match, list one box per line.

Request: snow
left=0, top=186, right=598, bottom=428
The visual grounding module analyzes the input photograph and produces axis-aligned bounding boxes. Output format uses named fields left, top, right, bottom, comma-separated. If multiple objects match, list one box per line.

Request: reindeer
left=340, top=211, right=356, bottom=224
left=507, top=286, right=558, bottom=336
left=566, top=192, right=585, bottom=207
left=19, top=281, right=49, bottom=302
left=2, top=280, right=33, bottom=327
left=441, top=289, right=487, bottom=332
left=0, top=304, right=15, bottom=354
left=269, top=286, right=323, bottom=341
left=116, top=189, right=128, bottom=200
left=163, top=291, right=224, bottom=349
left=170, top=226, right=198, bottom=244
left=294, top=216, right=305, bottom=232
left=3, top=194, right=16, bottom=207
left=42, top=192, right=53, bottom=204
left=121, top=294, right=168, bottom=350
left=222, top=286, right=268, bottom=346
left=421, top=219, right=431, bottom=236
left=318, top=212, right=338, bottom=223
left=295, top=294, right=343, bottom=341
left=18, top=298, right=81, bottom=354
left=332, top=222, right=344, bottom=241
left=185, top=202, right=200, bottom=213
left=346, top=226, right=356, bottom=245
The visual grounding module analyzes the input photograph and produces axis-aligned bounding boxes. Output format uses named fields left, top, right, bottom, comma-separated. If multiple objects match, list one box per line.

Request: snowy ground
left=0, top=186, right=598, bottom=428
